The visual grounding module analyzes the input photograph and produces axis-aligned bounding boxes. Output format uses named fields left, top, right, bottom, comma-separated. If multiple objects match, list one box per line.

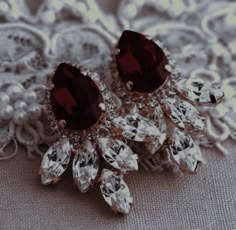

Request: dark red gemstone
left=50, top=63, right=104, bottom=130
left=116, top=30, right=169, bottom=93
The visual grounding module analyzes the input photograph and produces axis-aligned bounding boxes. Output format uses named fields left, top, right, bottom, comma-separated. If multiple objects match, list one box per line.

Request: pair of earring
left=39, top=30, right=224, bottom=214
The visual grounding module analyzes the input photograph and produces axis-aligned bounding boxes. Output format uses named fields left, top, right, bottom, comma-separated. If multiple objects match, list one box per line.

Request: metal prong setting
left=58, top=120, right=66, bottom=129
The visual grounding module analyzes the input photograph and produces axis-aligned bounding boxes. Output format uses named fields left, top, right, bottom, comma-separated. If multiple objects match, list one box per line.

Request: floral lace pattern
left=0, top=0, right=235, bottom=166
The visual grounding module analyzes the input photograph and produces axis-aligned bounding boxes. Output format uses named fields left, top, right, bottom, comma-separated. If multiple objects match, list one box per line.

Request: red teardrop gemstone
left=50, top=63, right=104, bottom=130
left=116, top=30, right=169, bottom=93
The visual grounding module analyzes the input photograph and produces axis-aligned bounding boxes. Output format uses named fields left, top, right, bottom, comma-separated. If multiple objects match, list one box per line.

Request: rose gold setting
left=44, top=62, right=119, bottom=146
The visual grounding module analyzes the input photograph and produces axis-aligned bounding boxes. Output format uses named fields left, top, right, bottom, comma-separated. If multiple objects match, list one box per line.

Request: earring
left=110, top=30, right=224, bottom=173
left=39, top=62, right=138, bottom=214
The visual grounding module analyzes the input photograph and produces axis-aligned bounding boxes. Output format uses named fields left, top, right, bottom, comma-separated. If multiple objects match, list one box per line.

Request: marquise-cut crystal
left=177, top=79, right=224, bottom=104
left=72, top=140, right=99, bottom=193
left=168, top=128, right=206, bottom=173
left=162, top=97, right=205, bottom=131
left=40, top=139, right=71, bottom=185
left=145, top=104, right=167, bottom=154
left=113, top=113, right=162, bottom=144
left=100, top=169, right=133, bottom=214
left=116, top=30, right=169, bottom=92
left=97, top=138, right=138, bottom=172
left=50, top=63, right=104, bottom=130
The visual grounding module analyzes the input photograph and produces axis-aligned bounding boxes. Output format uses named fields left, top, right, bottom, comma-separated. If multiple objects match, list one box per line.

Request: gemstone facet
left=40, top=139, right=71, bottom=185
left=162, top=97, right=205, bottom=131
left=97, top=138, right=138, bottom=172
left=177, top=79, right=224, bottom=104
left=145, top=104, right=167, bottom=154
left=100, top=169, right=133, bottom=214
left=72, top=140, right=99, bottom=193
left=50, top=63, right=104, bottom=130
left=168, top=128, right=206, bottom=173
left=113, top=112, right=165, bottom=151
left=116, top=30, right=169, bottom=92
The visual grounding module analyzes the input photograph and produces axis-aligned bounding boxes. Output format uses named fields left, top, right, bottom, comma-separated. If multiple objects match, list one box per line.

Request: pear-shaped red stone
left=116, top=30, right=169, bottom=93
left=50, top=63, right=103, bottom=130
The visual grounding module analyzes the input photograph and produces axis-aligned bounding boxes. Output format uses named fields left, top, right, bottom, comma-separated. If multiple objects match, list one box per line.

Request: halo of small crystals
left=44, top=62, right=117, bottom=146
left=110, top=40, right=180, bottom=111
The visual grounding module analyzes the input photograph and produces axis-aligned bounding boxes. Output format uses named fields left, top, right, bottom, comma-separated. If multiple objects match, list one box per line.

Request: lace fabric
left=0, top=0, right=235, bottom=166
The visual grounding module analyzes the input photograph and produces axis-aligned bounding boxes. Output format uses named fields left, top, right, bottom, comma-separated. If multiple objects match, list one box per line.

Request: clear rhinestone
left=162, top=97, right=205, bottom=131
left=177, top=79, right=224, bottom=104
left=72, top=140, right=99, bottom=193
left=100, top=169, right=133, bottom=214
left=103, top=92, right=111, bottom=100
left=40, top=139, right=71, bottom=185
left=168, top=128, right=206, bottom=173
left=145, top=104, right=167, bottom=154
left=97, top=138, right=138, bottom=172
left=98, top=82, right=106, bottom=91
left=113, top=113, right=162, bottom=143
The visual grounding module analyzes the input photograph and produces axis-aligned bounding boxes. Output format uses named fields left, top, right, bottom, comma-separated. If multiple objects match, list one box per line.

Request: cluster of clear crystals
left=176, top=78, right=224, bottom=104
left=100, top=169, right=133, bottom=214
left=73, top=141, right=99, bottom=193
left=168, top=129, right=206, bottom=173
left=40, top=139, right=72, bottom=185
left=41, top=136, right=138, bottom=214
left=110, top=30, right=226, bottom=173
left=161, top=97, right=205, bottom=132
left=98, top=138, right=138, bottom=172
left=111, top=92, right=208, bottom=172
left=71, top=138, right=138, bottom=214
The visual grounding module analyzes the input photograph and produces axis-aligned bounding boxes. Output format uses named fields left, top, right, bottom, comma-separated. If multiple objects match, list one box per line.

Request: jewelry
left=39, top=62, right=138, bottom=214
left=0, top=0, right=235, bottom=217
left=110, top=30, right=224, bottom=173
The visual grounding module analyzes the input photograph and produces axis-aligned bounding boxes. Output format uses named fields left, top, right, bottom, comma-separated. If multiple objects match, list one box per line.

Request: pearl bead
left=0, top=92, right=10, bottom=104
left=6, top=84, right=24, bottom=100
left=0, top=2, right=9, bottom=13
left=14, top=100, right=27, bottom=110
left=0, top=105, right=14, bottom=120
left=41, top=11, right=56, bottom=25
left=23, top=90, right=38, bottom=104
left=27, top=104, right=42, bottom=120
left=225, top=13, right=236, bottom=29
left=13, top=110, right=28, bottom=125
